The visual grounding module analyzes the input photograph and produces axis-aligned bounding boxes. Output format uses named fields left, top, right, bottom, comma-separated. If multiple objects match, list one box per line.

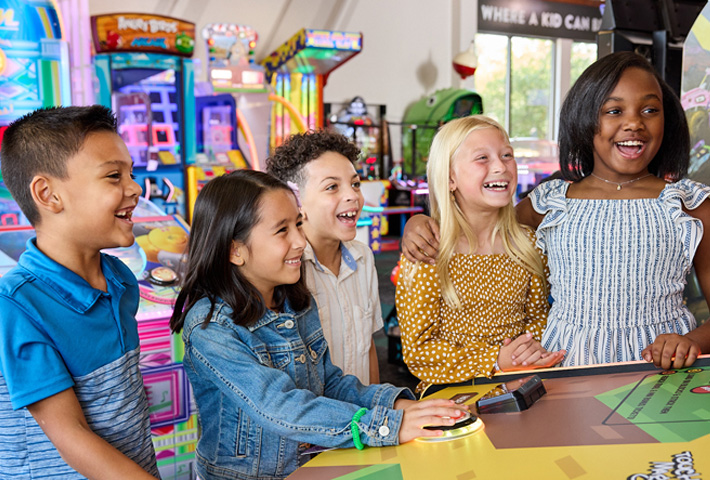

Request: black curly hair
left=265, top=129, right=361, bottom=188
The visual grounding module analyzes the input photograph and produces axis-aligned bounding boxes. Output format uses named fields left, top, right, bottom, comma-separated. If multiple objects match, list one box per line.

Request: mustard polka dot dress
left=395, top=233, right=549, bottom=393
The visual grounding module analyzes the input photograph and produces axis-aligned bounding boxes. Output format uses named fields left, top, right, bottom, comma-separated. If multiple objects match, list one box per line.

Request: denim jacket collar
left=246, top=300, right=312, bottom=332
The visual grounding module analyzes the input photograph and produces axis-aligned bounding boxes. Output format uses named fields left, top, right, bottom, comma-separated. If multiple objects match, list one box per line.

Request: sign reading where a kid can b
left=478, top=0, right=603, bottom=42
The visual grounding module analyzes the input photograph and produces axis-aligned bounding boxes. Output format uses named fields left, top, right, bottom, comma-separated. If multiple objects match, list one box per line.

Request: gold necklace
left=589, top=172, right=653, bottom=190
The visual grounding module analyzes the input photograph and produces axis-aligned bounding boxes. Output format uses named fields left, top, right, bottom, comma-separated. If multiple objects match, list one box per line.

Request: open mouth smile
left=483, top=181, right=509, bottom=191
left=616, top=140, right=646, bottom=156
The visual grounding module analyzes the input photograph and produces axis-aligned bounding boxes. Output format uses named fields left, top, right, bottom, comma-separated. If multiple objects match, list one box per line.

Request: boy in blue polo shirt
left=0, top=106, right=159, bottom=478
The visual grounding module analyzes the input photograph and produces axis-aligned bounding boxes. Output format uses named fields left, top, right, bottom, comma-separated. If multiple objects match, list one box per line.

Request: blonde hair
left=424, top=115, right=546, bottom=308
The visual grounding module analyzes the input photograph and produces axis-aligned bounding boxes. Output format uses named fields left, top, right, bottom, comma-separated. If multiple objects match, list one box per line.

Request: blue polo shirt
left=0, top=239, right=158, bottom=478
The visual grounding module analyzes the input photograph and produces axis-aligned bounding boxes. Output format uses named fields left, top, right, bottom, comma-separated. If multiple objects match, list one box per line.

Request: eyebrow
left=603, top=93, right=661, bottom=103
left=318, top=176, right=341, bottom=184
left=271, top=212, right=302, bottom=229
left=99, top=159, right=133, bottom=168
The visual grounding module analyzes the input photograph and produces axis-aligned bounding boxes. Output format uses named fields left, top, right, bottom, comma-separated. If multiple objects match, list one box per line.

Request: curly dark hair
left=265, top=129, right=361, bottom=187
left=559, top=51, right=689, bottom=182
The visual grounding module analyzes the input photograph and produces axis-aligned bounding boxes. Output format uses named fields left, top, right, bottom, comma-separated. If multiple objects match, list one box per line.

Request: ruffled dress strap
left=526, top=179, right=570, bottom=253
left=659, top=178, right=710, bottom=261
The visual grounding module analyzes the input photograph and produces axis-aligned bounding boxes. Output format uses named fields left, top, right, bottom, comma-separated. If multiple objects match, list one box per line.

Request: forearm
left=687, top=320, right=710, bottom=353
left=51, top=426, right=157, bottom=480
left=27, top=390, right=157, bottom=480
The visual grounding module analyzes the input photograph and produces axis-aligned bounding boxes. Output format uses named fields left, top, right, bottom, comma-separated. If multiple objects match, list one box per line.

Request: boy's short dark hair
left=559, top=51, right=689, bottom=182
left=266, top=129, right=361, bottom=187
left=1, top=105, right=118, bottom=225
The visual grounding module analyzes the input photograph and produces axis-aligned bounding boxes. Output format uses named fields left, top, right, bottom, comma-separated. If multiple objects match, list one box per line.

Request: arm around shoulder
left=515, top=197, right=544, bottom=229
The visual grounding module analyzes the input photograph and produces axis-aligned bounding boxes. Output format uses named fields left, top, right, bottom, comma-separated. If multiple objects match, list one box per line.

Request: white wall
left=87, top=0, right=479, bottom=128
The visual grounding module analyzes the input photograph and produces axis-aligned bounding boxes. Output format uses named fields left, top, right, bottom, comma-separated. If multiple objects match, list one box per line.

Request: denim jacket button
left=296, top=353, right=306, bottom=363
left=378, top=425, right=390, bottom=437
left=284, top=319, right=295, bottom=329
left=310, top=348, right=317, bottom=359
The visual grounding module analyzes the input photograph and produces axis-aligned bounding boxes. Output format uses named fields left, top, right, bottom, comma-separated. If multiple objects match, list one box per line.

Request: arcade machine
left=325, top=96, right=388, bottom=180
left=91, top=12, right=197, bottom=219
left=0, top=0, right=71, bottom=228
left=261, top=28, right=363, bottom=148
left=401, top=87, right=483, bottom=179
left=681, top=1, right=710, bottom=326
left=184, top=24, right=261, bottom=223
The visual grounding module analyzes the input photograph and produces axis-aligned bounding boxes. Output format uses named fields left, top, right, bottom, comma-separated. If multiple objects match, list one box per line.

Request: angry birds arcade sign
left=91, top=13, right=195, bottom=57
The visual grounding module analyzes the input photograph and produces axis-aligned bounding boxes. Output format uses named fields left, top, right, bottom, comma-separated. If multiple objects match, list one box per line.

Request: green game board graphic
left=595, top=368, right=710, bottom=442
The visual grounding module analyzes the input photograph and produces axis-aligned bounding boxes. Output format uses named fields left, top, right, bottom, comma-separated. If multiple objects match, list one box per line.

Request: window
left=510, top=37, right=553, bottom=139
left=571, top=41, right=598, bottom=85
left=474, top=34, right=597, bottom=141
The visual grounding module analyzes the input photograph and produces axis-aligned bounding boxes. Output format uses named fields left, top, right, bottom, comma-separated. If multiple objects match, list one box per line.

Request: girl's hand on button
left=396, top=398, right=468, bottom=443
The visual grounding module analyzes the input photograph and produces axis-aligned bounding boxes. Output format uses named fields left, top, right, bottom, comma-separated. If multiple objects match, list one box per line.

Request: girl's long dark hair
left=559, top=51, right=689, bottom=182
left=170, top=170, right=310, bottom=333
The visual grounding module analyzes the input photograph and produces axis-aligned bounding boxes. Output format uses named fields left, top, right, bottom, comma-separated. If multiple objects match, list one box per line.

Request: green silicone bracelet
left=351, top=408, right=368, bottom=450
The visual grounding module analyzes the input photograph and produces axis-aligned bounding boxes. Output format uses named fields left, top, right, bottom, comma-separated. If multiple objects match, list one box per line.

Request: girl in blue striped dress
left=403, top=52, right=710, bottom=369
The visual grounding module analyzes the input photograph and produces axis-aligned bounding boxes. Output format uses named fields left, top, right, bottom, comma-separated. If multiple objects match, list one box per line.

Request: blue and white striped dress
left=529, top=178, right=710, bottom=366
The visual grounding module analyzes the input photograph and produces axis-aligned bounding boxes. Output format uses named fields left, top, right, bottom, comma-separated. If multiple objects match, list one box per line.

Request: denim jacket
left=181, top=296, right=415, bottom=480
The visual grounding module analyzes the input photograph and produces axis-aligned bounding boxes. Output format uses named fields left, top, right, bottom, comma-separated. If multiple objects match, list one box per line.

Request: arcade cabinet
left=183, top=24, right=264, bottom=222
left=261, top=28, right=363, bottom=148
left=0, top=0, right=71, bottom=127
left=325, top=96, right=388, bottom=180
left=91, top=12, right=197, bottom=219
left=598, top=0, right=705, bottom=96
left=401, top=87, right=483, bottom=179
left=202, top=24, right=266, bottom=166
left=681, top=1, right=710, bottom=327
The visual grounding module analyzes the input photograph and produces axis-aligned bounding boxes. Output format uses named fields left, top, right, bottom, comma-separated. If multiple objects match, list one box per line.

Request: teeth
left=617, top=141, right=643, bottom=146
left=338, top=211, right=357, bottom=218
left=484, top=182, right=508, bottom=188
left=285, top=259, right=300, bottom=265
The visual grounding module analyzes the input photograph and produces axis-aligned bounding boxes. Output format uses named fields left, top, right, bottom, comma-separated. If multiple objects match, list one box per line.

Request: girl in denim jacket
left=170, top=170, right=467, bottom=480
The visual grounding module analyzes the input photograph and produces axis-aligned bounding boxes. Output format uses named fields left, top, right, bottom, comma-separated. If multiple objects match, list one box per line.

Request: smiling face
left=50, top=131, right=141, bottom=252
left=449, top=127, right=517, bottom=214
left=232, top=189, right=306, bottom=306
left=592, top=67, right=664, bottom=181
left=299, top=151, right=364, bottom=244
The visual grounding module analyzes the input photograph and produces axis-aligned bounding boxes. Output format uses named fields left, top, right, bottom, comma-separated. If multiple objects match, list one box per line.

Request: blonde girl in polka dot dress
left=396, top=116, right=565, bottom=393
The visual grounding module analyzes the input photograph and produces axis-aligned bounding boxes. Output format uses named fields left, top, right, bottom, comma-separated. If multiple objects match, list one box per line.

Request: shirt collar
left=303, top=241, right=360, bottom=273
left=247, top=298, right=311, bottom=331
left=17, top=238, right=130, bottom=313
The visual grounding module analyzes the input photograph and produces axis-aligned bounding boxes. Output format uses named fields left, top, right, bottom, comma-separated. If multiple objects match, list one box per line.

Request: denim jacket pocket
left=252, top=345, right=291, bottom=370
left=235, top=409, right=250, bottom=458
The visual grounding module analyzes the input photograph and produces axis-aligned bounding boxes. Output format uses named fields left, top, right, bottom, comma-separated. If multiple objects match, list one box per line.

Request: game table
left=289, top=356, right=710, bottom=479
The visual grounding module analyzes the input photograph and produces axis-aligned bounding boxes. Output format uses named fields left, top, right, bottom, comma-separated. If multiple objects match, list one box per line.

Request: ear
left=299, top=205, right=307, bottom=220
left=230, top=241, right=246, bottom=267
left=30, top=175, right=63, bottom=214
left=449, top=176, right=457, bottom=193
